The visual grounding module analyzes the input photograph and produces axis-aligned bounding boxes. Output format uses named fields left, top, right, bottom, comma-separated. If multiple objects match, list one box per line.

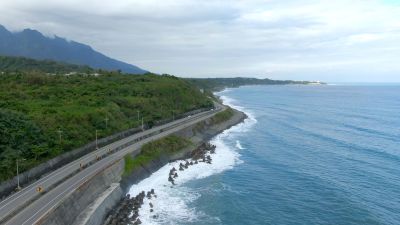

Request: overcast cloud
left=1, top=0, right=400, bottom=82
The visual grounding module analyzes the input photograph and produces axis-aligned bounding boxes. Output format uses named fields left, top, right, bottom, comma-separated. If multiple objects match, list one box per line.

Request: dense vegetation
left=124, top=135, right=191, bottom=176
left=0, top=56, right=94, bottom=74
left=0, top=71, right=212, bottom=181
left=211, top=108, right=235, bottom=124
left=186, top=77, right=322, bottom=91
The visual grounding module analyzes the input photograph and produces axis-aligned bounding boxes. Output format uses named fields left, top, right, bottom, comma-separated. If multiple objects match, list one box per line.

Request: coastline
left=119, top=106, right=247, bottom=192
left=38, top=101, right=248, bottom=225
left=115, top=91, right=257, bottom=224
left=113, top=106, right=248, bottom=224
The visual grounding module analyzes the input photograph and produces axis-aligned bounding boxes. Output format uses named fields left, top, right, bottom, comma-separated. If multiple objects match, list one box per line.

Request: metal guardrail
left=0, top=105, right=224, bottom=224
left=80, top=106, right=222, bottom=171
left=0, top=106, right=214, bottom=200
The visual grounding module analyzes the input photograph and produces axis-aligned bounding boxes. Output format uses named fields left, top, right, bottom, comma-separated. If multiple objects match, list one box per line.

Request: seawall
left=38, top=107, right=247, bottom=225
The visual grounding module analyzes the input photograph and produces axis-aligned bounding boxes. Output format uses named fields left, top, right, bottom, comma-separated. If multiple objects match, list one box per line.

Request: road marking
left=19, top=158, right=112, bottom=225
left=0, top=145, right=109, bottom=211
left=27, top=151, right=134, bottom=225
left=2, top=108, right=219, bottom=213
left=3, top=106, right=223, bottom=224
left=0, top=121, right=154, bottom=210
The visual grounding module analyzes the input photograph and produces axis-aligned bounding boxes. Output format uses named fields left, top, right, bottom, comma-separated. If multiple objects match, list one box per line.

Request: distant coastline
left=185, top=77, right=325, bottom=92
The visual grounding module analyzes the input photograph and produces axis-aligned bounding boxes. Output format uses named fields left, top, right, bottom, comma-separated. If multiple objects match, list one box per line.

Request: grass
left=123, top=108, right=236, bottom=176
left=211, top=108, right=235, bottom=124
left=123, top=135, right=192, bottom=176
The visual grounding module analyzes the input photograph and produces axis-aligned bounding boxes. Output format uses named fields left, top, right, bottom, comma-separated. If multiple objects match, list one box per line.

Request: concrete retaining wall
left=37, top=108, right=246, bottom=225
left=73, top=183, right=123, bottom=225
left=38, top=159, right=124, bottom=225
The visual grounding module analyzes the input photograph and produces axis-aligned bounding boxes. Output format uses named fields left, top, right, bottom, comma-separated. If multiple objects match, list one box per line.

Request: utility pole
left=16, top=159, right=20, bottom=190
left=172, top=110, right=175, bottom=121
left=57, top=128, right=63, bottom=143
left=141, top=117, right=144, bottom=131
left=95, top=130, right=99, bottom=149
left=105, top=116, right=109, bottom=129
left=137, top=111, right=140, bottom=121
left=16, top=158, right=25, bottom=190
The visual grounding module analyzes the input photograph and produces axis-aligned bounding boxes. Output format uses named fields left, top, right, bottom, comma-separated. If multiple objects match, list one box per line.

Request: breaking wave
left=127, top=92, right=256, bottom=224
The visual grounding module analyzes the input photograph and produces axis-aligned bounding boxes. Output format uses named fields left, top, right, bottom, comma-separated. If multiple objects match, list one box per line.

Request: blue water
left=128, top=85, right=400, bottom=225
left=183, top=85, right=400, bottom=225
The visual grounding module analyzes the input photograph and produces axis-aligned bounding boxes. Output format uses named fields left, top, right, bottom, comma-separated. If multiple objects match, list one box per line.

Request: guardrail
left=78, top=106, right=222, bottom=171
left=0, top=105, right=224, bottom=224
left=0, top=106, right=214, bottom=199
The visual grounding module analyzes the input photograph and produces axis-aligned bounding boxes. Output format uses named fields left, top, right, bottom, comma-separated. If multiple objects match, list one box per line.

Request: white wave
left=127, top=136, right=241, bottom=224
left=235, top=140, right=245, bottom=150
left=126, top=92, right=256, bottom=225
left=219, top=95, right=257, bottom=124
left=214, top=88, right=232, bottom=95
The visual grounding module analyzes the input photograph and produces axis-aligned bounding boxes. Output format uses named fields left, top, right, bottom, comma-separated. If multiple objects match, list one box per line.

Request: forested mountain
left=0, top=25, right=146, bottom=74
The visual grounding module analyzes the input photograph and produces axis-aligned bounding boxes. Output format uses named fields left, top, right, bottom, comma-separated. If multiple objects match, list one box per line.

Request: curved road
left=0, top=103, right=224, bottom=225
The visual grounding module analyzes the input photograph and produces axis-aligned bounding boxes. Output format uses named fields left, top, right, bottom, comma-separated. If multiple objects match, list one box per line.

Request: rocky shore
left=118, top=107, right=247, bottom=192
left=100, top=107, right=247, bottom=225
left=38, top=106, right=247, bottom=225
left=104, top=142, right=218, bottom=224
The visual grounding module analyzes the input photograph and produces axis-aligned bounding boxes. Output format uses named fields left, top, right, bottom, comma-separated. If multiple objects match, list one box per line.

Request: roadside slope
left=0, top=71, right=212, bottom=192
left=38, top=107, right=246, bottom=225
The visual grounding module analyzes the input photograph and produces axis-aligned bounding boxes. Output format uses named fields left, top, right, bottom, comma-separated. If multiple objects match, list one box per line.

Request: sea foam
left=236, top=140, right=245, bottom=150
left=126, top=92, right=256, bottom=224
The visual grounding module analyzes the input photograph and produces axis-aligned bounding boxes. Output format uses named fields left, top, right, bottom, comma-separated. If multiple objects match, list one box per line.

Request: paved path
left=0, top=104, right=224, bottom=225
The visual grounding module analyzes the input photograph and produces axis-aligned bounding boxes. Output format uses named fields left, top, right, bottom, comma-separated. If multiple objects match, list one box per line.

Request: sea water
left=128, top=85, right=400, bottom=225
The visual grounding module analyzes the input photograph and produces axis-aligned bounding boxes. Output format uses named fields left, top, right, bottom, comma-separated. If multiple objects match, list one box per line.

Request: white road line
left=4, top=106, right=223, bottom=224
left=20, top=159, right=111, bottom=225
left=0, top=145, right=108, bottom=211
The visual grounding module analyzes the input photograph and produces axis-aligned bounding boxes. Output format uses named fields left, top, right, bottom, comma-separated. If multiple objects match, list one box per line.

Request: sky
left=0, top=0, right=400, bottom=82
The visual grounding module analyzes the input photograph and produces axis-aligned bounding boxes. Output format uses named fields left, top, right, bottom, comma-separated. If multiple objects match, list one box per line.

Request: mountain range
left=0, top=25, right=146, bottom=74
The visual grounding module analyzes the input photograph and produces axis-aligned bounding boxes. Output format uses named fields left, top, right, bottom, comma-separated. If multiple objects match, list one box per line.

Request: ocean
left=128, top=85, right=400, bottom=225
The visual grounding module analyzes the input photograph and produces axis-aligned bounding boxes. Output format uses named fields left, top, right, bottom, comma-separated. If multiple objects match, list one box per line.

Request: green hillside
left=0, top=70, right=212, bottom=181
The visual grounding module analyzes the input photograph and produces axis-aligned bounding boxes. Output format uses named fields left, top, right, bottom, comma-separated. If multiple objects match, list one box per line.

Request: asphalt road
left=0, top=103, right=224, bottom=225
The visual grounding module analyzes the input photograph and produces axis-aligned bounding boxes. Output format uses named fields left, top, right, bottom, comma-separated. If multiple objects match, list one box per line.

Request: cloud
left=0, top=0, right=399, bottom=82
left=345, top=33, right=385, bottom=45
